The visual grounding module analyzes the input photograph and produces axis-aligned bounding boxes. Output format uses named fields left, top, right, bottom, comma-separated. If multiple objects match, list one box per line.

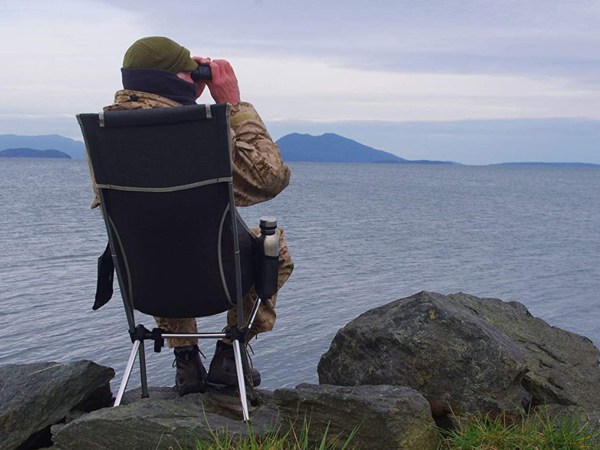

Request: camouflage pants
left=154, top=227, right=293, bottom=348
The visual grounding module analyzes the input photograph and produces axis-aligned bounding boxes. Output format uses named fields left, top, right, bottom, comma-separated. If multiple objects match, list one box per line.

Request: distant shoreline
left=2, top=132, right=599, bottom=166
left=0, top=148, right=71, bottom=159
left=2, top=158, right=597, bottom=167
left=489, top=161, right=600, bottom=168
left=284, top=160, right=600, bottom=167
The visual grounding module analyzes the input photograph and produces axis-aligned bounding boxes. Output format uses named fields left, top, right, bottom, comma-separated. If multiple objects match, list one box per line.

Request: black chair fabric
left=80, top=105, right=231, bottom=189
left=78, top=104, right=256, bottom=319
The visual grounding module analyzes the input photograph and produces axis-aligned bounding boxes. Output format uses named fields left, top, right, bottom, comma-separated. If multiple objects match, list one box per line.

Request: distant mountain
left=0, top=134, right=85, bottom=159
left=277, top=133, right=455, bottom=164
left=0, top=148, right=71, bottom=159
left=277, top=133, right=403, bottom=163
left=5, top=131, right=595, bottom=167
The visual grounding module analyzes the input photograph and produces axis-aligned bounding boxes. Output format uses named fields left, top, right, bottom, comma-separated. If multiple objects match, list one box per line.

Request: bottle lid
left=260, top=216, right=277, bottom=230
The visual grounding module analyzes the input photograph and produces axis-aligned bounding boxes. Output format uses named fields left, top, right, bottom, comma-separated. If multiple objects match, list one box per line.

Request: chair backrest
left=78, top=104, right=256, bottom=319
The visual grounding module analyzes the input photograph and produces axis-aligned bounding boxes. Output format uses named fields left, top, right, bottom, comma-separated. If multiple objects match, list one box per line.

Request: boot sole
left=207, top=373, right=261, bottom=387
left=175, top=382, right=207, bottom=396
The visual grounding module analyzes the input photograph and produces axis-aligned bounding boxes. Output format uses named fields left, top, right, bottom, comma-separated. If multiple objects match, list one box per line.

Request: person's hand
left=200, top=58, right=241, bottom=104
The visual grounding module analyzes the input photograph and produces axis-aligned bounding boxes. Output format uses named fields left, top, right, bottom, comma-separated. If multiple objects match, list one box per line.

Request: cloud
left=231, top=56, right=600, bottom=123
left=1, top=0, right=600, bottom=163
left=93, top=0, right=600, bottom=83
left=0, top=0, right=146, bottom=121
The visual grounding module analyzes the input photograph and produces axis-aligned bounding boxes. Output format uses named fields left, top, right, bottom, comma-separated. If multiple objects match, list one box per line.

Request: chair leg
left=230, top=297, right=263, bottom=411
left=246, top=298, right=262, bottom=331
left=114, top=340, right=141, bottom=407
left=139, top=341, right=149, bottom=399
left=232, top=339, right=251, bottom=422
left=115, top=334, right=253, bottom=420
left=239, top=343, right=259, bottom=407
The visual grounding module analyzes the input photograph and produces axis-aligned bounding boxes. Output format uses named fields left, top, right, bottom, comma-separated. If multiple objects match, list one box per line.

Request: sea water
left=1, top=159, right=599, bottom=389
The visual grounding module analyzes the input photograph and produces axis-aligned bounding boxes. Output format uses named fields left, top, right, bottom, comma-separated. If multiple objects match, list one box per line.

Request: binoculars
left=191, top=64, right=212, bottom=81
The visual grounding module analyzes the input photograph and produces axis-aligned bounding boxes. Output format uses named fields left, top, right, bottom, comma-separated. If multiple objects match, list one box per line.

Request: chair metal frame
left=78, top=104, right=271, bottom=421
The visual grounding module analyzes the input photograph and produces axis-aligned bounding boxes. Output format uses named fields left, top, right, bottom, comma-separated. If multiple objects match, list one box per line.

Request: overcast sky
left=1, top=0, right=600, bottom=164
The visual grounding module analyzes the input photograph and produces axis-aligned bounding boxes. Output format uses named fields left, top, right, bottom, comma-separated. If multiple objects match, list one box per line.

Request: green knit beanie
left=122, top=36, right=198, bottom=73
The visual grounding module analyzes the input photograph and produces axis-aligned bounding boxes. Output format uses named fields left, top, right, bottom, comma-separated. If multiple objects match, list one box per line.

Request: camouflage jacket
left=89, top=90, right=290, bottom=208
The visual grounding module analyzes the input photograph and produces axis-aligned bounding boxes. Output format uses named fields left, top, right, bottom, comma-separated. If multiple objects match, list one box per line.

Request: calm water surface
left=1, top=159, right=599, bottom=390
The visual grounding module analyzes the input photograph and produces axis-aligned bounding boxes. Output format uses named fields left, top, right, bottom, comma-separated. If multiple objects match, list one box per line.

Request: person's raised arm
left=192, top=56, right=290, bottom=206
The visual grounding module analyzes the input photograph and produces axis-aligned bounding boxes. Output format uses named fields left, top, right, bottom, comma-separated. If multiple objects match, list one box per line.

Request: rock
left=448, top=292, right=600, bottom=409
left=57, top=385, right=437, bottom=450
left=318, top=291, right=532, bottom=416
left=52, top=387, right=281, bottom=450
left=274, top=383, right=439, bottom=450
left=0, top=360, right=114, bottom=450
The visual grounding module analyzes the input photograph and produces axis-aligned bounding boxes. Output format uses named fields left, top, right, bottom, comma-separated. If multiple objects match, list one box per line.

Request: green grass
left=193, top=418, right=359, bottom=450
left=188, top=408, right=598, bottom=450
left=439, top=408, right=600, bottom=450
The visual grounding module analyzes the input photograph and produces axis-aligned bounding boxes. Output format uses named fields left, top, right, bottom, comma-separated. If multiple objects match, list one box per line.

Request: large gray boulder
left=274, top=384, right=439, bottom=450
left=448, top=292, right=600, bottom=409
left=0, top=360, right=114, bottom=450
left=52, top=387, right=281, bottom=450
left=318, top=291, right=532, bottom=416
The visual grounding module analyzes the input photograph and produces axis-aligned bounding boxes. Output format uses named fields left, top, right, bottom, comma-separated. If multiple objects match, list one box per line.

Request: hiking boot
left=207, top=340, right=261, bottom=387
left=173, top=345, right=207, bottom=395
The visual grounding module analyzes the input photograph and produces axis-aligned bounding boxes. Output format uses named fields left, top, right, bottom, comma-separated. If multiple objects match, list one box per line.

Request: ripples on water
left=1, top=159, right=599, bottom=390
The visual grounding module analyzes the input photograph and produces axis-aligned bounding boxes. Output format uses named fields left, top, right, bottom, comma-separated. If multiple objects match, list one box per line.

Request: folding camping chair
left=77, top=104, right=280, bottom=421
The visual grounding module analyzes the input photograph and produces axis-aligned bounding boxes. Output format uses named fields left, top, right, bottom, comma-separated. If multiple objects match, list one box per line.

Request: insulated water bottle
left=257, top=216, right=279, bottom=299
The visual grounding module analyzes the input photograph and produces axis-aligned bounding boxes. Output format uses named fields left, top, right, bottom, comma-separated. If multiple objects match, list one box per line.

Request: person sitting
left=89, top=36, right=294, bottom=394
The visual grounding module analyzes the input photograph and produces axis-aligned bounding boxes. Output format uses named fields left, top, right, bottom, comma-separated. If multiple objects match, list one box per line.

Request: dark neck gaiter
left=121, top=68, right=197, bottom=105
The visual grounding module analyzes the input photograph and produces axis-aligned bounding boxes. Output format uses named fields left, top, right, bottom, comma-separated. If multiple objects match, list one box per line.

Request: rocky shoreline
left=2, top=291, right=600, bottom=450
